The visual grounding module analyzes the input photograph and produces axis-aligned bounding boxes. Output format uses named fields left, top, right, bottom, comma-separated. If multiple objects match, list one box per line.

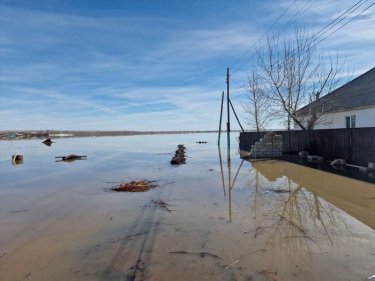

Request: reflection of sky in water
left=0, top=133, right=374, bottom=281
left=0, top=134, right=237, bottom=190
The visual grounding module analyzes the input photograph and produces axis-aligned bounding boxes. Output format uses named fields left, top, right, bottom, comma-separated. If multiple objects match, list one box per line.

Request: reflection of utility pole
left=254, top=171, right=260, bottom=229
left=218, top=144, right=245, bottom=222
left=226, top=67, right=230, bottom=147
left=227, top=145, right=232, bottom=221
left=218, top=145, right=226, bottom=197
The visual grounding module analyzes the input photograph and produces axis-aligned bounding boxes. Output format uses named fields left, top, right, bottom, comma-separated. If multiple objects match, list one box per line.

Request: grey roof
left=297, top=67, right=375, bottom=115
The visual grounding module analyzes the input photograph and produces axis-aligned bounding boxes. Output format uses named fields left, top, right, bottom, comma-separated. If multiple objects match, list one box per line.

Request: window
left=345, top=115, right=356, bottom=128
left=346, top=116, right=350, bottom=128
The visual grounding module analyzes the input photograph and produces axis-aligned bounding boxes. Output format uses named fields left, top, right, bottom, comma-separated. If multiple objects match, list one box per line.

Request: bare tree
left=242, top=69, right=274, bottom=132
left=297, top=55, right=343, bottom=129
left=255, top=28, right=342, bottom=130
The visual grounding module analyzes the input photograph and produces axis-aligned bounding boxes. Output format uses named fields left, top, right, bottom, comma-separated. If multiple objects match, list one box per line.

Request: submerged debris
left=258, top=269, right=278, bottom=281
left=127, top=259, right=144, bottom=281
left=171, top=144, right=186, bottom=165
left=112, top=180, right=158, bottom=192
left=268, top=188, right=290, bottom=194
left=307, top=155, right=324, bottom=163
left=12, top=154, right=23, bottom=165
left=55, top=155, right=87, bottom=162
left=169, top=250, right=222, bottom=259
left=42, top=138, right=54, bottom=146
left=331, top=159, right=347, bottom=166
left=150, top=199, right=173, bottom=212
left=225, top=259, right=239, bottom=269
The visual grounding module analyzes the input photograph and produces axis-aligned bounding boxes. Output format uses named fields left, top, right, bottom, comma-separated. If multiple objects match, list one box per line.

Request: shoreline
left=0, top=130, right=232, bottom=140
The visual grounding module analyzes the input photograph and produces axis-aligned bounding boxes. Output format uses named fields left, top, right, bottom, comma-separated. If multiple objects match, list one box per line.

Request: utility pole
left=226, top=67, right=230, bottom=147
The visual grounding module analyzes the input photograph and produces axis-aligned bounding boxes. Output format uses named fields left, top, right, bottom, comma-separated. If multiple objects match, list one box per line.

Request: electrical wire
left=230, top=0, right=298, bottom=72
left=314, top=1, right=374, bottom=45
left=313, top=0, right=368, bottom=42
left=231, top=0, right=316, bottom=76
left=230, top=0, right=374, bottom=91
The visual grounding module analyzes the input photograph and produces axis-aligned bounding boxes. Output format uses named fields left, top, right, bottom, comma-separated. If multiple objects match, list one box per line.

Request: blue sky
left=0, top=0, right=374, bottom=131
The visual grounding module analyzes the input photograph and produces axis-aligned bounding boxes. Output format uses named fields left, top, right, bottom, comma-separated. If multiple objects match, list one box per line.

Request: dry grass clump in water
left=112, top=180, right=158, bottom=192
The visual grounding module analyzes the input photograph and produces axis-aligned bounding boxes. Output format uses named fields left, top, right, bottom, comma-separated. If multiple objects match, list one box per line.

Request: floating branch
left=151, top=199, right=173, bottom=212
left=169, top=250, right=222, bottom=259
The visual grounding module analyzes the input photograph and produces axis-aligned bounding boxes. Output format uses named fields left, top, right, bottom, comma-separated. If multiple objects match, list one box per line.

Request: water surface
left=0, top=134, right=374, bottom=281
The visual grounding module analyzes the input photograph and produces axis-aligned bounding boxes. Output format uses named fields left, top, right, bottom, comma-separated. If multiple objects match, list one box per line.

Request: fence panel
left=239, top=128, right=375, bottom=166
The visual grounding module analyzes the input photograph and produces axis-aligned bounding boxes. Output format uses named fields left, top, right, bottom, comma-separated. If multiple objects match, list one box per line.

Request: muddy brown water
left=0, top=134, right=374, bottom=281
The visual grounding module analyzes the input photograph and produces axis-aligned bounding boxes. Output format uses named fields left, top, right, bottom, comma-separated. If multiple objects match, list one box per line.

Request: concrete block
left=307, top=155, right=313, bottom=162
left=359, top=167, right=368, bottom=173
left=368, top=163, right=375, bottom=171
left=298, top=151, right=309, bottom=158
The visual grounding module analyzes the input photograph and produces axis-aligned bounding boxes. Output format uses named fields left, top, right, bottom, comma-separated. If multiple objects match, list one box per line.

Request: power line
left=272, top=0, right=315, bottom=39
left=231, top=0, right=317, bottom=76
left=313, top=0, right=368, bottom=41
left=292, top=1, right=375, bottom=60
left=230, top=0, right=298, bottom=72
left=231, top=0, right=374, bottom=91
left=314, top=1, right=374, bottom=45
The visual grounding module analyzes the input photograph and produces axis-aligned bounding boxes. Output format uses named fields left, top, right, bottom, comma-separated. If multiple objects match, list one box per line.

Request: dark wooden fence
left=239, top=128, right=375, bottom=166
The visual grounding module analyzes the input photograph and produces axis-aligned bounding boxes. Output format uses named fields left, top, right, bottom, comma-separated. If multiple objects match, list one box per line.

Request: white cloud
left=0, top=1, right=374, bottom=131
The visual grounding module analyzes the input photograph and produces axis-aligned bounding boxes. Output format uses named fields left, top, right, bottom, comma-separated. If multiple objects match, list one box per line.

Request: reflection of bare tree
left=278, top=181, right=351, bottom=247
left=246, top=160, right=353, bottom=267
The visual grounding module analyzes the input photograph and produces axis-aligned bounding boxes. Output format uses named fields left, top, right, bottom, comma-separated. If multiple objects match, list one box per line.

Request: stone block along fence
left=239, top=128, right=375, bottom=167
left=249, top=132, right=283, bottom=158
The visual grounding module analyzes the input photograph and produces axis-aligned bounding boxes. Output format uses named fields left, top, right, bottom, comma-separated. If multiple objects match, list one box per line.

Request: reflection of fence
left=239, top=128, right=375, bottom=166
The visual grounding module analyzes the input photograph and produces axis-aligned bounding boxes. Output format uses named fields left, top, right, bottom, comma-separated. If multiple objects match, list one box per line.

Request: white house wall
left=294, top=106, right=375, bottom=129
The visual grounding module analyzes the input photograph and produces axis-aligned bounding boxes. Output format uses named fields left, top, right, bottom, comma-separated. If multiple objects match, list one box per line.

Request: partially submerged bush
left=111, top=180, right=158, bottom=192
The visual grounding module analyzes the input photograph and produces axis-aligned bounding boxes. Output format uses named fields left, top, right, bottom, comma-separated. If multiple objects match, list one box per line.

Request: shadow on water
left=100, top=196, right=166, bottom=281
left=282, top=153, right=375, bottom=184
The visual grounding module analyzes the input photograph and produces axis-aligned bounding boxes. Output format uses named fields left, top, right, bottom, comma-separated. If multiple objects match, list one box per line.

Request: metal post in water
left=218, top=91, right=224, bottom=145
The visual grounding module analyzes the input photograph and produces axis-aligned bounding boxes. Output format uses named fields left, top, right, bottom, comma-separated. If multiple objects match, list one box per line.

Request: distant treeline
left=0, top=130, right=234, bottom=140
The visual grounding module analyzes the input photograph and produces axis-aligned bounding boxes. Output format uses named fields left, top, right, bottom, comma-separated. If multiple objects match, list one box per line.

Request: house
left=295, top=67, right=375, bottom=129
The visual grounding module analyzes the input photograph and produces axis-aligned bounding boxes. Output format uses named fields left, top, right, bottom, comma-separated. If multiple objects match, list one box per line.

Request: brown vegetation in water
left=112, top=180, right=158, bottom=192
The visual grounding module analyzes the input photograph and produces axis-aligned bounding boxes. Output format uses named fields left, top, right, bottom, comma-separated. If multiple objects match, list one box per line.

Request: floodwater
left=0, top=133, right=374, bottom=281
